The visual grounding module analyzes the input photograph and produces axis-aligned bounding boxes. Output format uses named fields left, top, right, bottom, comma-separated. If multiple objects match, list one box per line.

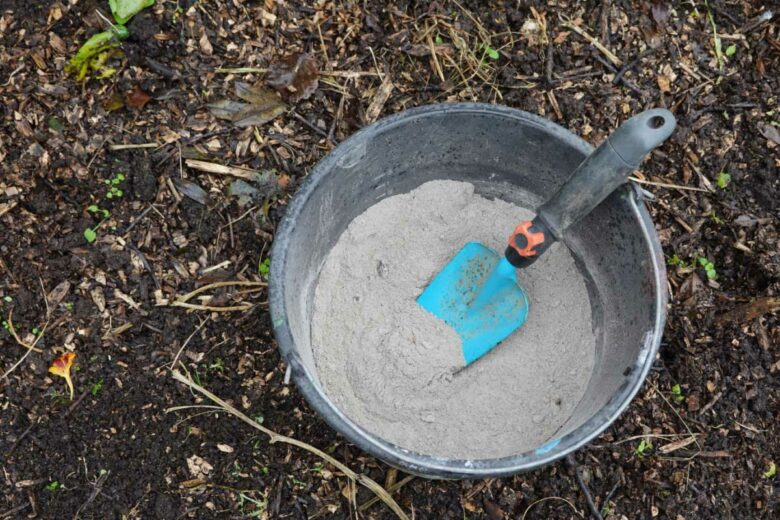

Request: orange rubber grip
left=508, top=221, right=546, bottom=257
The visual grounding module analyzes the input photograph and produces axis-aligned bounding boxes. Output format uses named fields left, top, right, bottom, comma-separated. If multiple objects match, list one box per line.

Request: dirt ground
left=1, top=1, right=778, bottom=519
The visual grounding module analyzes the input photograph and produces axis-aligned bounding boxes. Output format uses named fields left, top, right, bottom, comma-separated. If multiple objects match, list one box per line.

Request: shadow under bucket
left=269, top=103, right=666, bottom=479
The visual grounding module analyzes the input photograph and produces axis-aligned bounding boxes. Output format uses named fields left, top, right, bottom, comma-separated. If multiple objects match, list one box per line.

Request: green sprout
left=435, top=34, right=443, bottom=44
left=697, top=256, right=717, bottom=280
left=90, top=379, right=104, bottom=396
left=87, top=205, right=111, bottom=218
left=671, top=384, right=685, bottom=403
left=104, top=173, right=125, bottom=199
left=45, top=481, right=61, bottom=492
left=667, top=254, right=688, bottom=268
left=480, top=43, right=500, bottom=61
left=709, top=211, right=723, bottom=225
left=209, top=358, right=225, bottom=373
left=764, top=462, right=777, bottom=479
left=725, top=44, right=737, bottom=57
left=237, top=492, right=268, bottom=518
left=635, top=438, right=652, bottom=458
left=64, top=302, right=74, bottom=312
left=258, top=258, right=271, bottom=278
left=3, top=296, right=12, bottom=303
left=31, top=327, right=43, bottom=338
left=716, top=172, right=731, bottom=189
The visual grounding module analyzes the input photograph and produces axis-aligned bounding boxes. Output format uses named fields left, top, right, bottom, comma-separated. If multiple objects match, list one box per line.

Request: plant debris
left=208, top=81, right=286, bottom=127
left=265, top=53, right=319, bottom=102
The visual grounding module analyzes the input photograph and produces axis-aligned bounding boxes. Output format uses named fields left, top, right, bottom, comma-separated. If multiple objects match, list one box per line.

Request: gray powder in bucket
left=311, top=180, right=596, bottom=459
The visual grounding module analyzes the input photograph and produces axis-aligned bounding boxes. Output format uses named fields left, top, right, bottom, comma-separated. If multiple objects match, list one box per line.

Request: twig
left=566, top=454, right=604, bottom=520
left=171, top=280, right=265, bottom=305
left=170, top=317, right=209, bottom=369
left=560, top=15, right=622, bottom=67
left=63, top=389, right=90, bottom=418
left=0, top=503, right=30, bottom=519
left=108, top=143, right=159, bottom=150
left=169, top=371, right=410, bottom=520
left=185, top=159, right=261, bottom=180
left=629, top=177, right=710, bottom=193
left=291, top=111, right=330, bottom=139
left=72, top=469, right=110, bottom=520
left=6, top=313, right=43, bottom=353
left=169, top=302, right=253, bottom=312
left=358, top=475, right=415, bottom=512
left=521, top=496, right=584, bottom=519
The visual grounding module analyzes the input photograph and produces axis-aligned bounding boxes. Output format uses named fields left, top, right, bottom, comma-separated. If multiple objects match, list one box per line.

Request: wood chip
left=365, top=76, right=394, bottom=124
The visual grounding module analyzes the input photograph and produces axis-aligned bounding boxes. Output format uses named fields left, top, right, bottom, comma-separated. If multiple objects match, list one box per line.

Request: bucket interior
left=275, top=105, right=662, bottom=471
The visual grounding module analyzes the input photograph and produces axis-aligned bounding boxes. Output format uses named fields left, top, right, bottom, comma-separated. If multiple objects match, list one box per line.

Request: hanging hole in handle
left=648, top=115, right=665, bottom=129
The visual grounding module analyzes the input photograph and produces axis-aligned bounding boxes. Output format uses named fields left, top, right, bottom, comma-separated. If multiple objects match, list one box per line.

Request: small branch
left=560, top=15, right=622, bottom=66
left=566, top=454, right=604, bottom=520
left=169, top=371, right=410, bottom=520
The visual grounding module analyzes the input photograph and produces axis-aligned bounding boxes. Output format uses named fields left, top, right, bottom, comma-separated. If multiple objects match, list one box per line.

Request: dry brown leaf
left=657, top=75, right=671, bottom=93
left=659, top=436, right=697, bottom=454
left=208, top=82, right=286, bottom=127
left=756, top=122, right=780, bottom=146
left=365, top=76, right=394, bottom=124
left=719, top=297, right=780, bottom=324
left=266, top=53, right=318, bottom=102
left=199, top=32, right=213, bottom=55
left=125, top=85, right=151, bottom=110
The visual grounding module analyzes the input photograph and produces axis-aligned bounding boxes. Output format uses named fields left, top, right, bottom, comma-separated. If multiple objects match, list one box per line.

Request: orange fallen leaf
left=49, top=352, right=76, bottom=399
left=125, top=85, right=152, bottom=110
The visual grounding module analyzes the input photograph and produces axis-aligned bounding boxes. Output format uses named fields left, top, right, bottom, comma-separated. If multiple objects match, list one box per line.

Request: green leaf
left=258, top=258, right=271, bottom=277
left=435, top=34, right=443, bottom=45
left=725, top=44, right=737, bottom=57
left=764, top=462, right=777, bottom=479
left=481, top=43, right=499, bottom=60
left=87, top=205, right=99, bottom=213
left=716, top=171, right=731, bottom=189
left=45, top=481, right=61, bottom=492
left=84, top=228, right=97, bottom=243
left=109, top=0, right=156, bottom=25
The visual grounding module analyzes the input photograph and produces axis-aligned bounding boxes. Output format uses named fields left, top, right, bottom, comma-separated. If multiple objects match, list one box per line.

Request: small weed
left=479, top=43, right=500, bottom=61
left=64, top=302, right=74, bottom=311
left=697, top=257, right=717, bottom=280
left=435, top=34, right=443, bottom=44
left=31, top=327, right=42, bottom=337
left=2, top=320, right=9, bottom=331
left=725, top=44, right=737, bottom=57
left=635, top=438, right=652, bottom=458
left=709, top=211, right=723, bottom=225
left=667, top=254, right=688, bottom=268
left=253, top=415, right=264, bottom=425
left=90, top=379, right=104, bottom=396
left=257, top=258, right=271, bottom=278
left=289, top=476, right=307, bottom=487
left=45, top=481, right=61, bottom=492
left=84, top=228, right=98, bottom=243
left=230, top=460, right=243, bottom=478
left=3, top=296, right=12, bottom=303
left=87, top=204, right=111, bottom=218
left=716, top=171, right=731, bottom=189
left=104, top=173, right=125, bottom=199
left=237, top=491, right=268, bottom=518
left=209, top=358, right=225, bottom=373
left=764, top=461, right=777, bottom=479
left=671, top=384, right=685, bottom=403
left=310, top=464, right=324, bottom=475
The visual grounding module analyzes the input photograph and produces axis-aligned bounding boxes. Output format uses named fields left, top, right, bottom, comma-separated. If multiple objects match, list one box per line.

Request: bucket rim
left=269, top=102, right=667, bottom=478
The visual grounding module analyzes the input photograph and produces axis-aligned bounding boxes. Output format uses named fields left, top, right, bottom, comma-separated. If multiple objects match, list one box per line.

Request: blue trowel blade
left=417, top=242, right=529, bottom=365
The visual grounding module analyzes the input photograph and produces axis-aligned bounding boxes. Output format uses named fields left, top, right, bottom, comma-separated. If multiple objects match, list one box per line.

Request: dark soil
left=1, top=1, right=778, bottom=519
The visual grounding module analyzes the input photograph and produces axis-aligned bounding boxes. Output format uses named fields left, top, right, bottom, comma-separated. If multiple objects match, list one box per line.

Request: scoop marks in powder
left=311, top=180, right=596, bottom=459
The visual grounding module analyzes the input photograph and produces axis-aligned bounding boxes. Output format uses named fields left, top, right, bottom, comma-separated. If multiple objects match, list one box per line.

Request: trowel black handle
left=505, top=109, right=676, bottom=268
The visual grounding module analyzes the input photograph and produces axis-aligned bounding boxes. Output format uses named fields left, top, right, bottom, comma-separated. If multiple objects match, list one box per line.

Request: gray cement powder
left=311, top=180, right=595, bottom=459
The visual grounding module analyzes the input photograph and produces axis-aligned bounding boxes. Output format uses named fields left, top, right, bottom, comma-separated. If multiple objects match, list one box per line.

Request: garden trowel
left=418, top=109, right=676, bottom=366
